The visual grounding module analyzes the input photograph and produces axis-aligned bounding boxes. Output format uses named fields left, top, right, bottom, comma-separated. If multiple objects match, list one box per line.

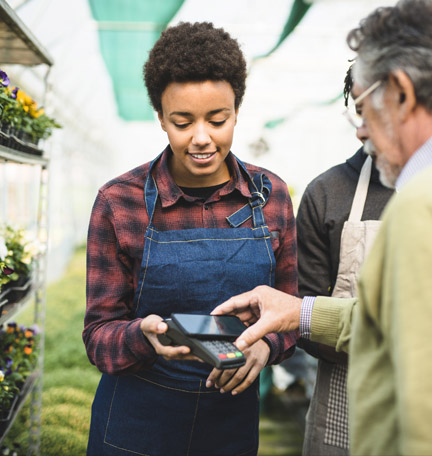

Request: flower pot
left=0, top=392, right=19, bottom=434
left=0, top=276, right=32, bottom=304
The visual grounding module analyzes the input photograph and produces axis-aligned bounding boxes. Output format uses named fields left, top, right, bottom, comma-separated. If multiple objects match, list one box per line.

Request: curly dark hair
left=144, top=22, right=247, bottom=113
left=343, top=64, right=354, bottom=108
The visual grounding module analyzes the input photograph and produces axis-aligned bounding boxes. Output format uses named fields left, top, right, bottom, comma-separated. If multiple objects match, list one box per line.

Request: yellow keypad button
left=226, top=353, right=236, bottom=358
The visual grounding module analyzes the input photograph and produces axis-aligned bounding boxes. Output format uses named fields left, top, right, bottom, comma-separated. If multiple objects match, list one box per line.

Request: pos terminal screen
left=171, top=313, right=247, bottom=339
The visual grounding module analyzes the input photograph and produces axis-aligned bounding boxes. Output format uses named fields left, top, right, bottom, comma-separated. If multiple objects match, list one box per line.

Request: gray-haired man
left=212, top=1, right=432, bottom=454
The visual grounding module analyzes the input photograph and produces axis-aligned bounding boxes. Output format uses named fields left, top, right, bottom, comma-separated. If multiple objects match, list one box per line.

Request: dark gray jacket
left=296, top=147, right=394, bottom=361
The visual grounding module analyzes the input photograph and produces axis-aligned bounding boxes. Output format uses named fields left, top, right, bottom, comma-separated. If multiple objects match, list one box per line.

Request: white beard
left=364, top=139, right=402, bottom=189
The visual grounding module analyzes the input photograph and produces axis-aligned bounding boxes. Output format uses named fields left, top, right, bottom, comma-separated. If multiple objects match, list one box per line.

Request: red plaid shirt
left=83, top=147, right=298, bottom=375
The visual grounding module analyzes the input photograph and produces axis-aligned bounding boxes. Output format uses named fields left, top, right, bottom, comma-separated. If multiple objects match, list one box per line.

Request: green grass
left=4, top=246, right=99, bottom=455
left=3, top=246, right=304, bottom=455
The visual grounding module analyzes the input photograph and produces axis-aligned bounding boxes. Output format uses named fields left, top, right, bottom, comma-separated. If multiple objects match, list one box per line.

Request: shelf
left=0, top=2, right=52, bottom=452
left=0, top=143, right=48, bottom=166
left=0, top=370, right=39, bottom=443
left=0, top=279, right=35, bottom=326
left=0, top=0, right=53, bottom=66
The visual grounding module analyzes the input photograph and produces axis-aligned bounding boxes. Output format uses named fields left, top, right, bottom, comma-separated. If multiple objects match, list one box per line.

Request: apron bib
left=88, top=154, right=276, bottom=456
left=303, top=156, right=382, bottom=455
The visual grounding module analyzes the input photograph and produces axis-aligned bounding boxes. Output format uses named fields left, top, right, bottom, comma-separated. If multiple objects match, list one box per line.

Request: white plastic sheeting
left=3, top=0, right=395, bottom=280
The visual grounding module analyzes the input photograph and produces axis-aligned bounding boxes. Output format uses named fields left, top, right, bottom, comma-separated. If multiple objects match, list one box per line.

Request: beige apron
left=303, top=156, right=381, bottom=455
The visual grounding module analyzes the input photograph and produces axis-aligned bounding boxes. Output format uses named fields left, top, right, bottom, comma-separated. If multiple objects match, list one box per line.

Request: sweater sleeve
left=310, top=296, right=358, bottom=353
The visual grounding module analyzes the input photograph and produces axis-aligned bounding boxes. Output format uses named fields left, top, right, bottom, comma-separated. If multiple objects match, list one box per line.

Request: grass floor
left=3, top=246, right=304, bottom=455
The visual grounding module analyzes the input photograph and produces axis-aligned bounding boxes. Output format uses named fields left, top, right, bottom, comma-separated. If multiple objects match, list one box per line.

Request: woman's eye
left=210, top=120, right=226, bottom=127
left=174, top=123, right=190, bottom=129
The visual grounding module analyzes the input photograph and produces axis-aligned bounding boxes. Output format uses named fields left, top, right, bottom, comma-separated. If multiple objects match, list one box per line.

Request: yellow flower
left=16, top=88, right=36, bottom=114
left=29, top=104, right=44, bottom=118
left=24, top=345, right=32, bottom=355
left=0, top=370, right=4, bottom=382
left=24, top=329, right=33, bottom=338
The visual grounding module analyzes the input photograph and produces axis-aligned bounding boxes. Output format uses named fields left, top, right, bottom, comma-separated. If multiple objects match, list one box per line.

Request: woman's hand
left=140, top=314, right=198, bottom=361
left=205, top=339, right=270, bottom=395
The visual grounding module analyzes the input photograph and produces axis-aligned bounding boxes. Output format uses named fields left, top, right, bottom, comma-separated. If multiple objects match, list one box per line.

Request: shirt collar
left=396, top=136, right=432, bottom=191
left=153, top=146, right=252, bottom=208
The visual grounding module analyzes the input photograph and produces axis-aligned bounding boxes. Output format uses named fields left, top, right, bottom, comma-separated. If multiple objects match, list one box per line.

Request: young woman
left=84, top=22, right=297, bottom=456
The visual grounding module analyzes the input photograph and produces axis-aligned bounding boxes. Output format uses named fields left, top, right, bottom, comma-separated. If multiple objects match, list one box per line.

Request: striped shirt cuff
left=300, top=296, right=316, bottom=339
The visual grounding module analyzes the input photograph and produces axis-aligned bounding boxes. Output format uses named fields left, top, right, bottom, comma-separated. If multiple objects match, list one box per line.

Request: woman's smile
left=158, top=80, right=238, bottom=187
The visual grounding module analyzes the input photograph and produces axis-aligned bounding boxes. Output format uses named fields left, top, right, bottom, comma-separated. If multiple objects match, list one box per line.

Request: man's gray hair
left=348, top=0, right=432, bottom=112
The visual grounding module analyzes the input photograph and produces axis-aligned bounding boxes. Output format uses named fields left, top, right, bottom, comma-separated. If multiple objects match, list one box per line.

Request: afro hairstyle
left=144, top=22, right=247, bottom=113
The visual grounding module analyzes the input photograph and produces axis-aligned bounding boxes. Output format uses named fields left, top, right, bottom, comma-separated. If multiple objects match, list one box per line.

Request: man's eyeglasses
left=343, top=80, right=383, bottom=128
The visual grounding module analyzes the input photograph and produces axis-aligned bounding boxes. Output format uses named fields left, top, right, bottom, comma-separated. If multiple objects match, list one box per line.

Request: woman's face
left=158, top=80, right=238, bottom=187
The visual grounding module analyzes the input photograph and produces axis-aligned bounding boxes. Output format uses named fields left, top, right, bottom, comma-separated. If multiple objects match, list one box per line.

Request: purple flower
left=0, top=70, right=9, bottom=87
left=2, top=266, right=14, bottom=275
left=11, top=86, right=18, bottom=99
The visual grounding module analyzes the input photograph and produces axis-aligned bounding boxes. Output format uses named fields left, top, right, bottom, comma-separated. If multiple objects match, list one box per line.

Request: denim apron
left=87, top=154, right=276, bottom=456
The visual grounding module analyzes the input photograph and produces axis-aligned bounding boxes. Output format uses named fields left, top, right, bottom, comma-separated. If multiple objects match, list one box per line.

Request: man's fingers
left=211, top=290, right=259, bottom=316
left=235, top=321, right=272, bottom=351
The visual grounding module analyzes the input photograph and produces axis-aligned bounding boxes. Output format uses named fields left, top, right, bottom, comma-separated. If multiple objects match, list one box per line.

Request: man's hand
left=211, top=285, right=302, bottom=350
left=140, top=314, right=196, bottom=361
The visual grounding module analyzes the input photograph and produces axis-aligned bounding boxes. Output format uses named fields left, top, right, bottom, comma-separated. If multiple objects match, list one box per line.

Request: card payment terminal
left=157, top=313, right=247, bottom=369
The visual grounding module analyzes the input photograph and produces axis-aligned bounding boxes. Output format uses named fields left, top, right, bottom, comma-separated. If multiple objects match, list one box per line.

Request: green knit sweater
left=310, top=166, right=432, bottom=456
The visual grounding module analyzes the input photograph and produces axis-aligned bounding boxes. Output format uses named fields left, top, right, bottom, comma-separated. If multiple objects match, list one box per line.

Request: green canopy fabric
left=254, top=0, right=312, bottom=61
left=88, top=0, right=185, bottom=121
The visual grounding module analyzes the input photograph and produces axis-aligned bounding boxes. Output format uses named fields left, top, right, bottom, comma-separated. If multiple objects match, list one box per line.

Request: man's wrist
left=299, top=296, right=316, bottom=339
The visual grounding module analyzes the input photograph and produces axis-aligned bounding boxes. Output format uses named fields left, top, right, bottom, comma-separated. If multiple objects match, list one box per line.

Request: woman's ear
left=158, top=111, right=167, bottom=131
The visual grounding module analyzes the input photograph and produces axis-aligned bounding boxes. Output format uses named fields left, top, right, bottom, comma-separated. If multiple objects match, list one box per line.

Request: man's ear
left=389, top=69, right=416, bottom=122
left=158, top=111, right=167, bottom=131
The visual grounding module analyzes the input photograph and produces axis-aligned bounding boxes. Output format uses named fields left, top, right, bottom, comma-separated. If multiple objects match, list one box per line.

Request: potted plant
left=0, top=323, right=38, bottom=427
left=0, top=69, right=61, bottom=154
left=0, top=226, right=39, bottom=304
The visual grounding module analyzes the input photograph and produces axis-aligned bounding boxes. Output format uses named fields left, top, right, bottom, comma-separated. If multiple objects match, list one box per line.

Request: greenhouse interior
left=0, top=0, right=398, bottom=454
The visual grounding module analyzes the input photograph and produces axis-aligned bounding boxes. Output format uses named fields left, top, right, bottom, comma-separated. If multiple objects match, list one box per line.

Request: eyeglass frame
left=343, top=79, right=383, bottom=128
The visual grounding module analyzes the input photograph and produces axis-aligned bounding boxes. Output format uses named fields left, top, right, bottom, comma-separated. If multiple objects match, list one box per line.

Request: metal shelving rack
left=0, top=1, right=53, bottom=453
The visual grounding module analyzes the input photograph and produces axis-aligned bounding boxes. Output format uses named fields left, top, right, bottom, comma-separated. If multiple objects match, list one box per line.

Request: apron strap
left=226, top=172, right=272, bottom=228
left=348, top=155, right=372, bottom=222
left=144, top=153, right=164, bottom=225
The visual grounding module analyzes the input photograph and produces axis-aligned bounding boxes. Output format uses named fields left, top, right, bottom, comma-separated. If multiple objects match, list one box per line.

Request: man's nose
left=356, top=121, right=369, bottom=144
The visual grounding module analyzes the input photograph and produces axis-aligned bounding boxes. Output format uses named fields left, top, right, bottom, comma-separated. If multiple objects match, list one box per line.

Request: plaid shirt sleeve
left=83, top=188, right=157, bottom=375
left=252, top=168, right=299, bottom=365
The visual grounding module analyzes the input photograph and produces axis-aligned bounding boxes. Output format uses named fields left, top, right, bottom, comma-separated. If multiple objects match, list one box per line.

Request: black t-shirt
left=180, top=182, right=228, bottom=201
